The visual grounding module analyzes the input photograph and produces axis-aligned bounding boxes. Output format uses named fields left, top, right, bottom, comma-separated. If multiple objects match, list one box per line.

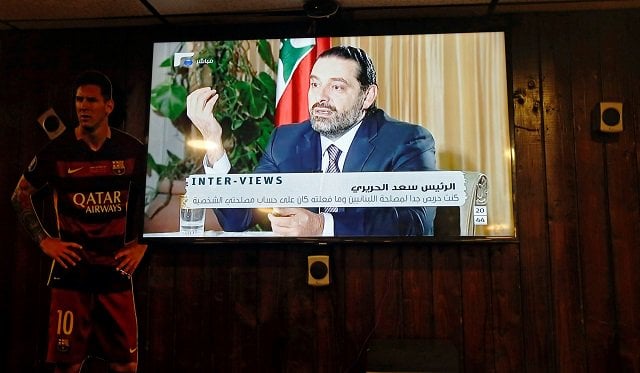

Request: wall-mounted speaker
left=597, top=102, right=623, bottom=133
left=37, top=108, right=66, bottom=140
left=307, top=255, right=330, bottom=286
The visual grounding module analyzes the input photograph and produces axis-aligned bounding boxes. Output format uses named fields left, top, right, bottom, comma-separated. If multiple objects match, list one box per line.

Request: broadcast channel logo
left=174, top=52, right=195, bottom=67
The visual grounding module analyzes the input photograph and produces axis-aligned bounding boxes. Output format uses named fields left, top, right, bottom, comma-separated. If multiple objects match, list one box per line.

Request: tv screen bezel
left=139, top=16, right=518, bottom=245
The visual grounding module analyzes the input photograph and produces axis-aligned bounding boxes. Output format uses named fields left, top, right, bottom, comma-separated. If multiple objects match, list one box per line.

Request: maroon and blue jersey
left=24, top=128, right=146, bottom=292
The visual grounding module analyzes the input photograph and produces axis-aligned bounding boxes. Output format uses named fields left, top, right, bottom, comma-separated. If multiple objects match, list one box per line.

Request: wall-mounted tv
left=143, top=28, right=515, bottom=243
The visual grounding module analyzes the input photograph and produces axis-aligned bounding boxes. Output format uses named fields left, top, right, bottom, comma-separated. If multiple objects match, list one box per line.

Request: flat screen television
left=142, top=26, right=515, bottom=243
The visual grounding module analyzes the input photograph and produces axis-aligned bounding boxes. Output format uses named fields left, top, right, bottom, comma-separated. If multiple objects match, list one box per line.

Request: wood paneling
left=2, top=9, right=640, bottom=372
left=511, top=13, right=555, bottom=372
left=541, top=13, right=587, bottom=372
left=599, top=12, right=640, bottom=372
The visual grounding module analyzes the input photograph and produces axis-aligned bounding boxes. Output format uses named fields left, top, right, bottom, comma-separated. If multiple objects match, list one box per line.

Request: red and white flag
left=275, top=37, right=331, bottom=126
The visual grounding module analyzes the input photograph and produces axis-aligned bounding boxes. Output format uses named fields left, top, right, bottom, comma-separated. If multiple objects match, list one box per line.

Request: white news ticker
left=184, top=171, right=466, bottom=209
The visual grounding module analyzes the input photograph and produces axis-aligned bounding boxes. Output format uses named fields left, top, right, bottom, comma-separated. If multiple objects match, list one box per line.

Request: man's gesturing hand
left=186, top=87, right=225, bottom=164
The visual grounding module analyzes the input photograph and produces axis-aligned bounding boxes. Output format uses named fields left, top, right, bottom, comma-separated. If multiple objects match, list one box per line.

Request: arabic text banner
left=184, top=171, right=467, bottom=209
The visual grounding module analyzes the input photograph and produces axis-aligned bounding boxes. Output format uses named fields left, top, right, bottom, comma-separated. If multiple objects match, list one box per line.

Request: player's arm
left=11, top=175, right=82, bottom=268
left=11, top=175, right=49, bottom=244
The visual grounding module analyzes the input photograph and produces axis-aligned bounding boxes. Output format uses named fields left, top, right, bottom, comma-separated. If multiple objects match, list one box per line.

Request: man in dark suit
left=187, top=46, right=436, bottom=236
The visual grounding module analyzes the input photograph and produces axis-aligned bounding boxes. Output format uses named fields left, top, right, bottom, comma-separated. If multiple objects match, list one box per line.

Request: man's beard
left=310, top=97, right=365, bottom=140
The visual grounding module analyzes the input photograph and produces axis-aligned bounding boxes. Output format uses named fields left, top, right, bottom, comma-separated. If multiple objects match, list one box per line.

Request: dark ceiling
left=1, top=0, right=638, bottom=30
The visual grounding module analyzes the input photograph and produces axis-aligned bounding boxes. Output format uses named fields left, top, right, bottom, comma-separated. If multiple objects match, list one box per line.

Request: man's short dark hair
left=318, top=46, right=378, bottom=113
left=74, top=70, right=113, bottom=100
left=318, top=46, right=377, bottom=89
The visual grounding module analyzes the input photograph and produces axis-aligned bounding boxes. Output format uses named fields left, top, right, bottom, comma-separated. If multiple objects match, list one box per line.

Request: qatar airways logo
left=72, top=191, right=123, bottom=214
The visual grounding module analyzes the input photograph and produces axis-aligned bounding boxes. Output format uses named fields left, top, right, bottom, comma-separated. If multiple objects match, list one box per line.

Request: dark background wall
left=2, top=9, right=639, bottom=372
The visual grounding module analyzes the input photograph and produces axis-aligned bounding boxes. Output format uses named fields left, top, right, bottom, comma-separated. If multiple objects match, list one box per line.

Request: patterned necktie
left=323, top=144, right=342, bottom=213
left=326, top=144, right=342, bottom=174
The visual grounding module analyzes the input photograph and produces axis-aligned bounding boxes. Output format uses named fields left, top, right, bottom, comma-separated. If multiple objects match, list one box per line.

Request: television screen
left=143, top=31, right=515, bottom=242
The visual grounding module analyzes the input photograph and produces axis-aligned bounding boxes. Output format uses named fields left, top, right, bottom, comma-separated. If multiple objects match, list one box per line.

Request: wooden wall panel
left=209, top=248, right=234, bottom=371
left=510, top=14, right=555, bottom=372
left=256, top=249, right=288, bottom=372
left=281, top=248, right=315, bottom=373
left=313, top=259, right=340, bottom=373
left=0, top=32, right=17, bottom=370
left=343, top=245, right=374, bottom=372
left=174, top=249, right=210, bottom=370
left=620, top=12, right=640, bottom=371
left=3, top=32, right=65, bottom=373
left=569, top=12, right=619, bottom=373
left=372, top=246, right=403, bottom=339
left=229, top=248, right=259, bottom=372
left=401, top=245, right=433, bottom=338
left=138, top=248, right=177, bottom=371
left=460, top=247, right=494, bottom=371
left=539, top=14, right=587, bottom=372
left=489, top=244, right=523, bottom=372
left=600, top=13, right=640, bottom=371
left=432, top=246, right=463, bottom=366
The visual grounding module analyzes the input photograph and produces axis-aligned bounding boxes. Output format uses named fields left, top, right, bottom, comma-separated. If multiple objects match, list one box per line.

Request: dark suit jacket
left=213, top=109, right=437, bottom=236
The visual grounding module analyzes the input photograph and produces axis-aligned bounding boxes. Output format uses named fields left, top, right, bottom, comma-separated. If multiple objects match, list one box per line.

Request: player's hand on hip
left=114, top=242, right=148, bottom=276
left=39, top=237, right=83, bottom=269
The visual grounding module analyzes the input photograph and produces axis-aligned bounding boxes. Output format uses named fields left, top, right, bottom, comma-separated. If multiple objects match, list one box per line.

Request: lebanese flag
left=275, top=37, right=331, bottom=126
